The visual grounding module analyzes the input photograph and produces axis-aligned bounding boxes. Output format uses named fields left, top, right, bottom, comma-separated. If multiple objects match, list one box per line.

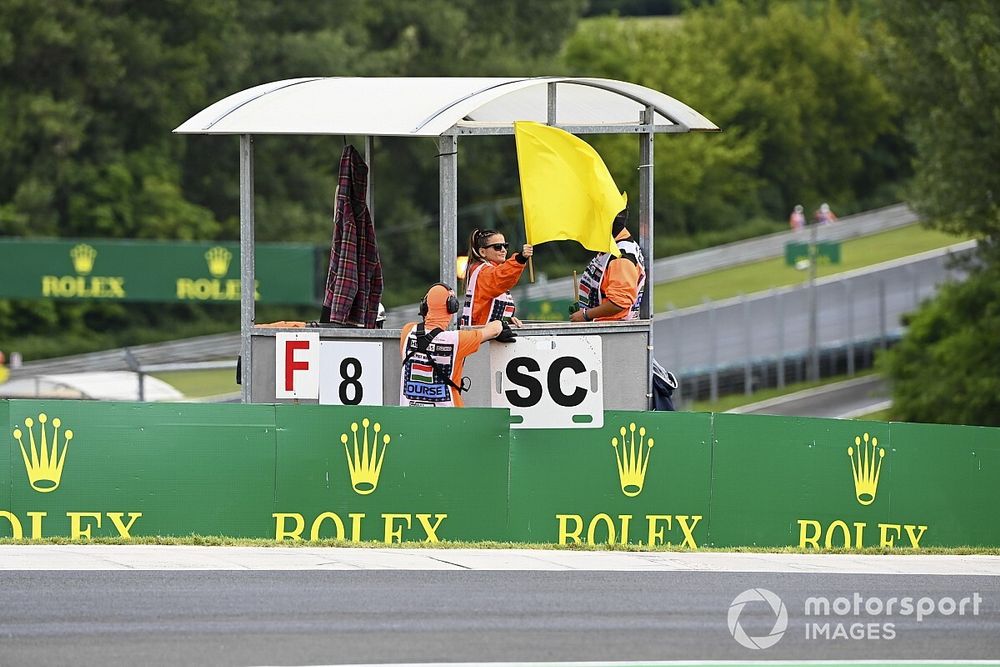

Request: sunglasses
left=482, top=242, right=509, bottom=251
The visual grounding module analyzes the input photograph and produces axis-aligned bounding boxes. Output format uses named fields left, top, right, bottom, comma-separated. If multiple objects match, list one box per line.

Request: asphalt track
left=728, top=375, right=890, bottom=418
left=1, top=548, right=998, bottom=666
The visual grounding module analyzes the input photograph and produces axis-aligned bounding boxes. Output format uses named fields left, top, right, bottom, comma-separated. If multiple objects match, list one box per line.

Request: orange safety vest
left=578, top=237, right=646, bottom=320
left=460, top=261, right=517, bottom=327
left=399, top=325, right=465, bottom=407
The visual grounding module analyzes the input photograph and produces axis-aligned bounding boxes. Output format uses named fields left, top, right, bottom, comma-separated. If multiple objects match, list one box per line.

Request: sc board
left=489, top=335, right=603, bottom=429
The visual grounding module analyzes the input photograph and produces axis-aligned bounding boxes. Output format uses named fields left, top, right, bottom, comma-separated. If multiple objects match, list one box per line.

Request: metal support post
left=639, top=106, right=654, bottom=408
left=365, top=135, right=375, bottom=222
left=438, top=134, right=458, bottom=306
left=807, top=221, right=819, bottom=381
left=743, top=296, right=753, bottom=395
left=123, top=347, right=143, bottom=402
left=879, top=277, right=887, bottom=351
left=846, top=280, right=855, bottom=376
left=776, top=289, right=785, bottom=389
left=239, top=134, right=255, bottom=402
left=547, top=82, right=557, bottom=124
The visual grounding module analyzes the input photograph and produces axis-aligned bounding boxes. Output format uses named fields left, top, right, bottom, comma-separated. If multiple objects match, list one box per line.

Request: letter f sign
left=276, top=332, right=320, bottom=399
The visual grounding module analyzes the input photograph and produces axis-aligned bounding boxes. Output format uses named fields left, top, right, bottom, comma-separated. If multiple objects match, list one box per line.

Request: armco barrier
left=2, top=399, right=999, bottom=547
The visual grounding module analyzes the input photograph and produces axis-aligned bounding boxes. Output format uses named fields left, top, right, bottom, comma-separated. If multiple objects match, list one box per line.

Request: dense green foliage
left=0, top=0, right=587, bottom=356
left=0, top=0, right=946, bottom=367
left=561, top=1, right=906, bottom=257
left=881, top=252, right=1000, bottom=426
left=875, top=0, right=1000, bottom=426
left=0, top=0, right=246, bottom=355
left=875, top=0, right=1000, bottom=240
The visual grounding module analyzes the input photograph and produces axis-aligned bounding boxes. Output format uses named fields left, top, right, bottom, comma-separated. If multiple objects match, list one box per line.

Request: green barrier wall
left=508, top=411, right=713, bottom=548
left=3, top=399, right=999, bottom=547
left=886, top=421, right=1000, bottom=547
left=710, top=414, right=895, bottom=548
left=271, top=405, right=510, bottom=543
left=3, top=401, right=277, bottom=539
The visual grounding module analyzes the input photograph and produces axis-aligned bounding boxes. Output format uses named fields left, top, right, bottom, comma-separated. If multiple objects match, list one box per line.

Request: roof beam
left=449, top=123, right=691, bottom=136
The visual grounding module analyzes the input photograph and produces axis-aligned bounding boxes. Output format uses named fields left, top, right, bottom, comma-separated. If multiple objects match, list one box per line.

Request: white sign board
left=489, top=335, right=603, bottom=429
left=275, top=331, right=320, bottom=399
left=318, top=341, right=384, bottom=406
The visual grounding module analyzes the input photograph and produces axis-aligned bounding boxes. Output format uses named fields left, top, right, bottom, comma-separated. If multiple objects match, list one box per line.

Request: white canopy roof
left=173, top=76, right=718, bottom=137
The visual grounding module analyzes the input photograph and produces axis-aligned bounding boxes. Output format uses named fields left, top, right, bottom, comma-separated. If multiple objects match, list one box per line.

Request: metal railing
left=8, top=332, right=240, bottom=379
left=656, top=241, right=976, bottom=404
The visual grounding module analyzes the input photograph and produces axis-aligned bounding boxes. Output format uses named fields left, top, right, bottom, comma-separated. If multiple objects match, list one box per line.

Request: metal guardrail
left=9, top=332, right=240, bottom=379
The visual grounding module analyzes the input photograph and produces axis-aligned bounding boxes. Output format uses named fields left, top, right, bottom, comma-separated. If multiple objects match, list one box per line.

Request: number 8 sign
left=318, top=341, right=384, bottom=406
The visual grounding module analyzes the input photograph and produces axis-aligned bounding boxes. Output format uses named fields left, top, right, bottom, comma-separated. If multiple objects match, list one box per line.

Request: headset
left=419, top=282, right=460, bottom=317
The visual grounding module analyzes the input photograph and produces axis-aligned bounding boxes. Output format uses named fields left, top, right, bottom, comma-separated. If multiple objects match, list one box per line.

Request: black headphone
left=419, top=282, right=460, bottom=317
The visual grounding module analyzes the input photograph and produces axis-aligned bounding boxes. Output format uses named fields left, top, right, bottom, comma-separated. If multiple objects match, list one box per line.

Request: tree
left=876, top=0, right=1000, bottom=425
left=880, top=249, right=1000, bottom=426
left=0, top=0, right=589, bottom=355
left=0, top=0, right=242, bottom=351
left=875, top=0, right=1000, bottom=239
left=561, top=2, right=904, bottom=244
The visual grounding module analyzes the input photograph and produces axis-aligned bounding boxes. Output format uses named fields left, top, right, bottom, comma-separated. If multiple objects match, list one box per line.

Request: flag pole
left=524, top=221, right=534, bottom=283
left=573, top=270, right=579, bottom=302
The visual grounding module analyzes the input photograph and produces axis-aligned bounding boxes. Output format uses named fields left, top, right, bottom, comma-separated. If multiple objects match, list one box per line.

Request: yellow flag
left=514, top=121, right=625, bottom=256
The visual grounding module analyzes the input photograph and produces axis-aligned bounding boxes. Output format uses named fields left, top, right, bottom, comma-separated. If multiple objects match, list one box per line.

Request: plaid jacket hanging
left=321, top=145, right=384, bottom=327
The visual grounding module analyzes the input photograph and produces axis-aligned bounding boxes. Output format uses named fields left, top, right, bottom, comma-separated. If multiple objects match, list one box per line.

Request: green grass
left=1, top=535, right=997, bottom=555
left=151, top=368, right=238, bottom=399
left=655, top=224, right=970, bottom=310
left=690, top=369, right=877, bottom=413
left=854, top=408, right=892, bottom=421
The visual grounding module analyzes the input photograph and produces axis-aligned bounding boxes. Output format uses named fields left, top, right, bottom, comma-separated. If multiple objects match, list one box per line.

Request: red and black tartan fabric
left=321, top=145, right=384, bottom=327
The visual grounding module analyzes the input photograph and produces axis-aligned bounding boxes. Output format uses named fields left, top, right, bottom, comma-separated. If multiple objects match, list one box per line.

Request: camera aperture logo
left=728, top=589, right=984, bottom=648
left=728, top=588, right=788, bottom=650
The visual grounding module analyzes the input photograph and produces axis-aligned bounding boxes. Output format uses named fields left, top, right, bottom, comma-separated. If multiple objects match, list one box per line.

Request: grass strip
left=151, top=368, right=238, bottom=399
left=655, top=224, right=970, bottom=311
left=1, top=535, right=997, bottom=555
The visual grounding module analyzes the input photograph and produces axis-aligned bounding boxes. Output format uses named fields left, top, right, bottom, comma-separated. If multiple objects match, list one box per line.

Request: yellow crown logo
left=848, top=432, right=885, bottom=506
left=611, top=422, right=654, bottom=497
left=12, top=413, right=73, bottom=493
left=205, top=246, right=232, bottom=278
left=70, top=244, right=97, bottom=275
left=340, top=418, right=390, bottom=495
